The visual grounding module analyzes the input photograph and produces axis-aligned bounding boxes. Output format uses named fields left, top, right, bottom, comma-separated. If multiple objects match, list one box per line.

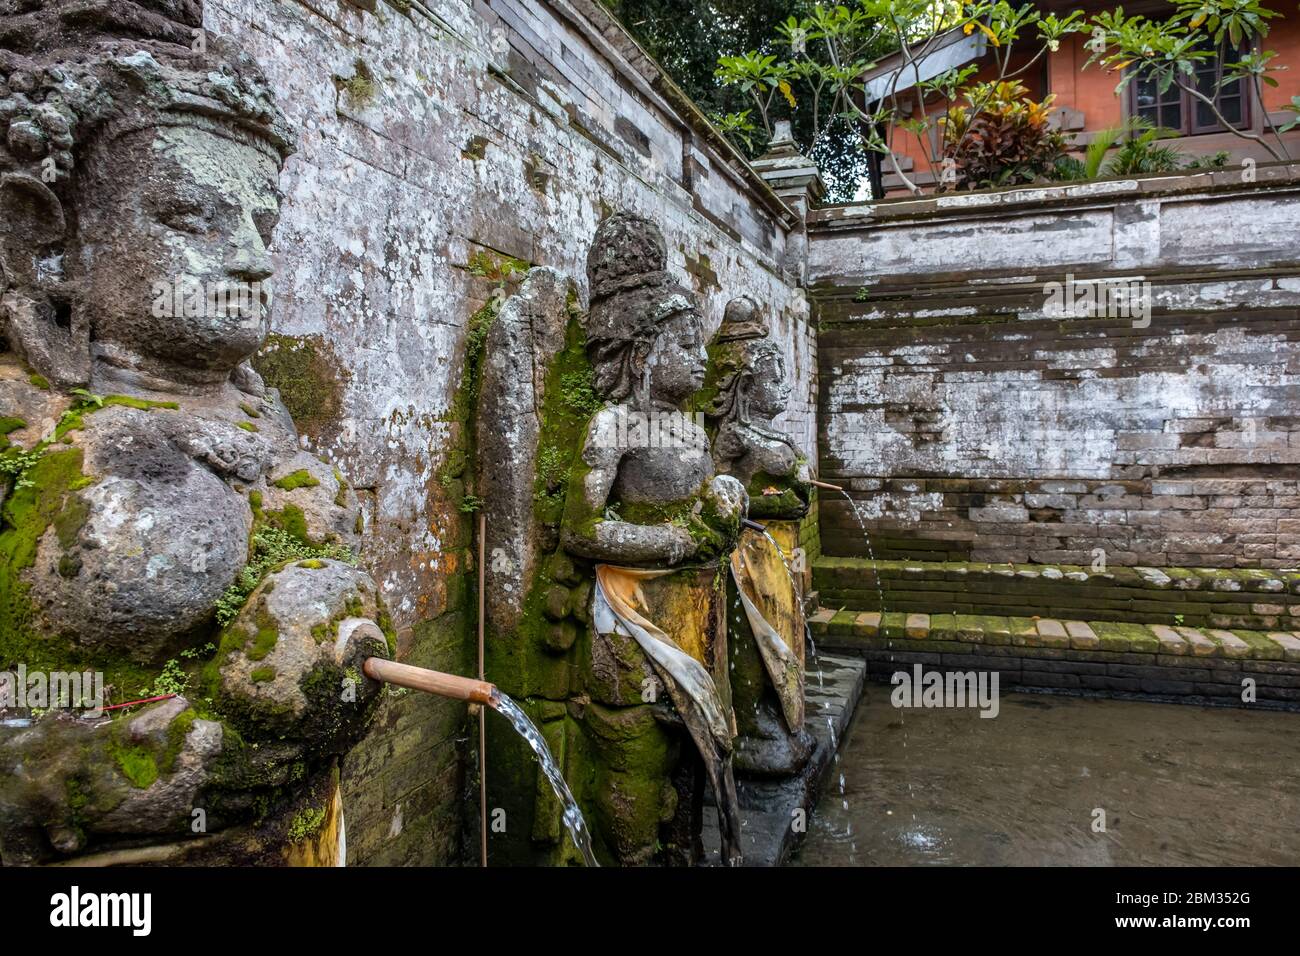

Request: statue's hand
left=219, top=560, right=388, bottom=755
left=665, top=522, right=697, bottom=564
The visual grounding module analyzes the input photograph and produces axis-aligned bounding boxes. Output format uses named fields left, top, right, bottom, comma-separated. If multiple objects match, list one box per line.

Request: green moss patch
left=273, top=469, right=320, bottom=491
left=288, top=805, right=327, bottom=842
left=252, top=334, right=349, bottom=439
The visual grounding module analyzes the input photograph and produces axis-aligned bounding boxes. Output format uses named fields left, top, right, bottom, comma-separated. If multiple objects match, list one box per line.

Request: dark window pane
left=1196, top=99, right=1215, bottom=127
left=1219, top=96, right=1242, bottom=125
left=1163, top=103, right=1181, bottom=131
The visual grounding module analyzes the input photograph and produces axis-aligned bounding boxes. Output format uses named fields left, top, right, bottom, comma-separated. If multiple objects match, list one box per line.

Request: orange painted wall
left=1260, top=9, right=1300, bottom=113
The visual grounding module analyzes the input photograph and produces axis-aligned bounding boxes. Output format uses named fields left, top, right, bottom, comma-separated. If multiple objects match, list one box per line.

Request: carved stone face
left=748, top=346, right=789, bottom=419
left=75, top=124, right=280, bottom=386
left=645, top=309, right=707, bottom=406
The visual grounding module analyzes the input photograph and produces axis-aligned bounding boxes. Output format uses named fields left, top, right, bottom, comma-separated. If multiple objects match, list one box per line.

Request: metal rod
left=808, top=477, right=844, bottom=492
left=477, top=511, right=488, bottom=869
left=362, top=658, right=496, bottom=704
left=741, top=517, right=767, bottom=534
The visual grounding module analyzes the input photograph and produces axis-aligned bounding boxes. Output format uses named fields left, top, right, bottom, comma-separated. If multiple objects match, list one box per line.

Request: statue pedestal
left=579, top=561, right=733, bottom=865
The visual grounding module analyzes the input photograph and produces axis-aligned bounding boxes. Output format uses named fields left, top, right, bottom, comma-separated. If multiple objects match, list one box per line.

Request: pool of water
left=791, top=686, right=1300, bottom=866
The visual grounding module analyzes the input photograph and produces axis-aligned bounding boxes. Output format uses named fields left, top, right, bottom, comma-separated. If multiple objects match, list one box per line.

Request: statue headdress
left=584, top=211, right=700, bottom=402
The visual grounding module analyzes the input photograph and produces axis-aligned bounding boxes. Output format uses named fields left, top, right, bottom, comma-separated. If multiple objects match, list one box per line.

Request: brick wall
left=809, top=168, right=1300, bottom=570
left=205, top=0, right=811, bottom=863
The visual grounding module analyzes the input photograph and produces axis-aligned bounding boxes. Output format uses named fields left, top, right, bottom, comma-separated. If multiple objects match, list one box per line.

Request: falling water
left=490, top=691, right=600, bottom=867
left=837, top=490, right=888, bottom=619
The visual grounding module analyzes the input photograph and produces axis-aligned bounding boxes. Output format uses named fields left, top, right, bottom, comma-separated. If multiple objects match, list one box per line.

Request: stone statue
left=704, top=297, right=814, bottom=776
left=707, top=296, right=811, bottom=518
left=0, top=0, right=388, bottom=865
left=562, top=212, right=748, bottom=566
left=560, top=212, right=747, bottom=864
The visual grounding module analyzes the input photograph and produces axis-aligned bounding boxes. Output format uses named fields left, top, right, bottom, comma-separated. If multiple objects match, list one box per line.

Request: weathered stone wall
left=809, top=167, right=1300, bottom=569
left=202, top=0, right=812, bottom=863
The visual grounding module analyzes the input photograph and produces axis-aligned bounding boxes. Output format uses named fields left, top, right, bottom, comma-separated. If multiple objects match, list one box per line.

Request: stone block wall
left=809, top=168, right=1300, bottom=570
left=204, top=0, right=811, bottom=863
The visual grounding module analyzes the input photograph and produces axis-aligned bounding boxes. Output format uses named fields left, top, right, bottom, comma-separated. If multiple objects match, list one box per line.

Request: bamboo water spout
left=362, top=658, right=496, bottom=705
left=360, top=657, right=600, bottom=865
left=808, top=478, right=843, bottom=492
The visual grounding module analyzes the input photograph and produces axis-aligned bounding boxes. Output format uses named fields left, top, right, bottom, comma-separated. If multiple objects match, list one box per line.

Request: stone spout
left=362, top=658, right=496, bottom=705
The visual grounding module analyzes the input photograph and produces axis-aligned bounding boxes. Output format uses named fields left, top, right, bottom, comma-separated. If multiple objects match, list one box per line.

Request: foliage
left=1103, top=121, right=1186, bottom=175
left=1083, top=0, right=1291, bottom=161
left=713, top=1, right=1089, bottom=196
left=704, top=0, right=1290, bottom=196
left=941, top=80, right=1067, bottom=189
left=603, top=0, right=874, bottom=197
left=150, top=658, right=189, bottom=698
left=215, top=527, right=355, bottom=627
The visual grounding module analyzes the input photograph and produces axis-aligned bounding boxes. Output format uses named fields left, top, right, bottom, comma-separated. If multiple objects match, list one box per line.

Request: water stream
left=490, top=691, right=600, bottom=867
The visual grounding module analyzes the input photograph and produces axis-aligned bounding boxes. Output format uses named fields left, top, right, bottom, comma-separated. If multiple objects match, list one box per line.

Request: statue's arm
left=560, top=408, right=695, bottom=565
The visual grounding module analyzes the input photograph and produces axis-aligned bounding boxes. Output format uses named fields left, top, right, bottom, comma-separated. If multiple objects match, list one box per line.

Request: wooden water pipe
left=808, top=478, right=843, bottom=492
left=362, top=657, right=496, bottom=705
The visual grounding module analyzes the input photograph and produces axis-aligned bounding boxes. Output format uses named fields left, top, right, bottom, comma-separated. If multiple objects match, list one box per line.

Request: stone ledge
left=813, top=557, right=1300, bottom=631
left=807, top=607, right=1300, bottom=664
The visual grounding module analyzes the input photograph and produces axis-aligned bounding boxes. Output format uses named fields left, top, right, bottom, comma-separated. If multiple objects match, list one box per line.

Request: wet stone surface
left=791, top=688, right=1300, bottom=866
left=700, top=653, right=865, bottom=866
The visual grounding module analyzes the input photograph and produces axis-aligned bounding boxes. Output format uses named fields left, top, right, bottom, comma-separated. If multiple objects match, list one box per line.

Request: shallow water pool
left=791, top=686, right=1300, bottom=866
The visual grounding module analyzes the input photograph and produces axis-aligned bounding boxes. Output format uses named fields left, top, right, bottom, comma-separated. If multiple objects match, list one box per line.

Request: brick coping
left=808, top=608, right=1300, bottom=663
left=814, top=557, right=1300, bottom=595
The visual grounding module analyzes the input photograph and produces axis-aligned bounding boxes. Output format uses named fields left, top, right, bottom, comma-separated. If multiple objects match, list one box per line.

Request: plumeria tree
left=715, top=1, right=1089, bottom=194
left=1083, top=0, right=1293, bottom=162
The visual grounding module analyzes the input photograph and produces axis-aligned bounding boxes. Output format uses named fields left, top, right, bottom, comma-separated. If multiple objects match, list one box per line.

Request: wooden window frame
left=1126, top=42, right=1252, bottom=136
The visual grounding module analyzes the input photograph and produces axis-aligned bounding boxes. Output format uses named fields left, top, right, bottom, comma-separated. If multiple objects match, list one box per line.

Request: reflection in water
left=792, top=687, right=1300, bottom=866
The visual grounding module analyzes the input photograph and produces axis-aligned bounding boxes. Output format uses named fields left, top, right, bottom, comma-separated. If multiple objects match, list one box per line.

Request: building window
left=1129, top=45, right=1249, bottom=134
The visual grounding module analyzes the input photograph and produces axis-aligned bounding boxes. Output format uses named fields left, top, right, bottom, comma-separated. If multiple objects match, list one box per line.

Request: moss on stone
left=238, top=402, right=261, bottom=419
left=333, top=469, right=348, bottom=507
left=237, top=421, right=258, bottom=433
left=159, top=708, right=197, bottom=775
left=288, top=805, right=327, bottom=842
left=252, top=334, right=349, bottom=440
left=0, top=449, right=84, bottom=674
left=264, top=503, right=311, bottom=545
left=27, top=374, right=49, bottom=390
left=250, top=666, right=276, bottom=683
left=247, top=624, right=279, bottom=662
left=273, top=469, right=320, bottom=491
left=110, top=741, right=159, bottom=790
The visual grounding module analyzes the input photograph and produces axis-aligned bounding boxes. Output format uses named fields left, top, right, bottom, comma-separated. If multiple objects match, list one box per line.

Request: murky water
left=490, top=691, right=599, bottom=867
left=792, top=687, right=1300, bottom=866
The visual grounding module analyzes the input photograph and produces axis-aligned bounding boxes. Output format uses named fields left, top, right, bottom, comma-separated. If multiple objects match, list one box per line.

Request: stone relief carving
left=0, top=0, right=388, bottom=865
